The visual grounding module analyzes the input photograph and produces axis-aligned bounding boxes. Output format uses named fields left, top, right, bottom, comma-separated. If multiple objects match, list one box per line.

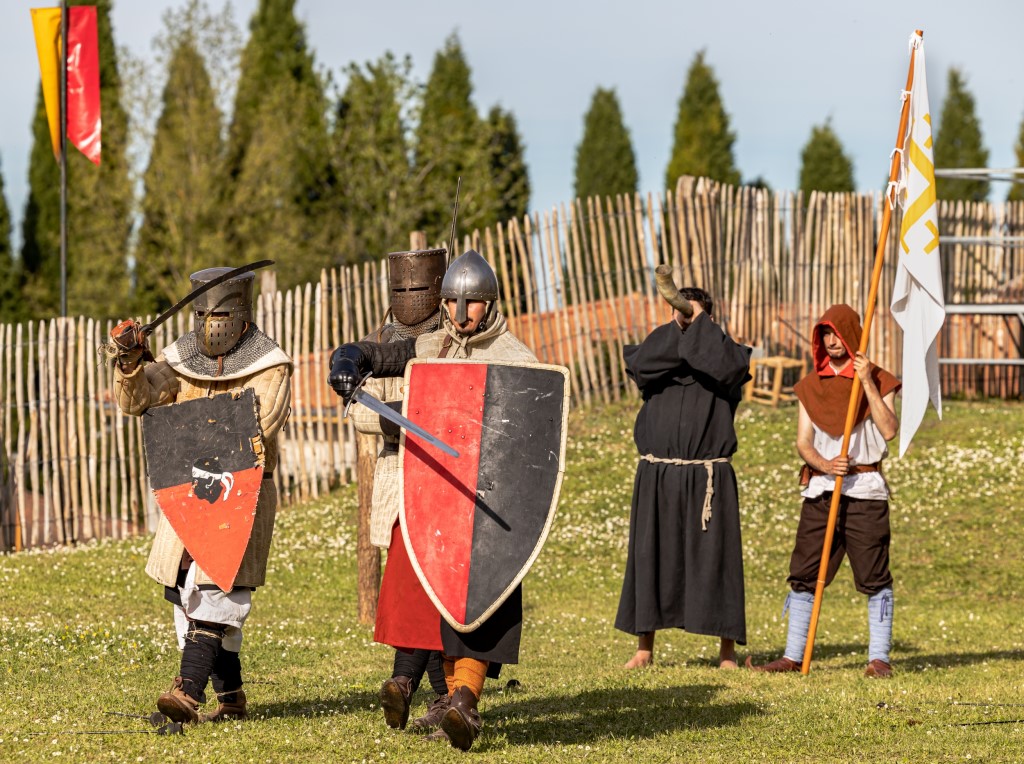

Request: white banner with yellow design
left=891, top=31, right=945, bottom=456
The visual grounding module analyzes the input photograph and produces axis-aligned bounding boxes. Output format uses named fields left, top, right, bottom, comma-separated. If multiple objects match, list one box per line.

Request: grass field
left=2, top=398, right=1024, bottom=762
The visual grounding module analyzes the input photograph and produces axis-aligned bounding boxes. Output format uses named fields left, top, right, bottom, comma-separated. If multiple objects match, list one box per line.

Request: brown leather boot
left=380, top=676, right=414, bottom=730
left=200, top=689, right=248, bottom=722
left=422, top=728, right=450, bottom=743
left=865, top=659, right=892, bottom=678
left=440, top=686, right=482, bottom=751
left=745, top=655, right=802, bottom=673
left=411, top=694, right=450, bottom=730
left=156, top=677, right=201, bottom=724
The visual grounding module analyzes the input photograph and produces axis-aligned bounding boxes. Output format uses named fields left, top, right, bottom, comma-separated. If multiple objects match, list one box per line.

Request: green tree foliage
left=21, top=0, right=132, bottom=319
left=665, top=50, right=740, bottom=189
left=798, top=119, right=855, bottom=195
left=933, top=67, right=989, bottom=202
left=0, top=155, right=19, bottom=323
left=134, top=37, right=225, bottom=314
left=223, top=0, right=336, bottom=288
left=573, top=87, right=638, bottom=201
left=485, top=106, right=530, bottom=223
left=414, top=33, right=496, bottom=239
left=1008, top=114, right=1024, bottom=202
left=332, top=54, right=418, bottom=259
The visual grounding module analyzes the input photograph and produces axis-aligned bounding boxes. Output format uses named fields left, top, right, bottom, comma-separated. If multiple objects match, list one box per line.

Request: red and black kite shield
left=142, top=389, right=264, bottom=591
left=399, top=360, right=569, bottom=632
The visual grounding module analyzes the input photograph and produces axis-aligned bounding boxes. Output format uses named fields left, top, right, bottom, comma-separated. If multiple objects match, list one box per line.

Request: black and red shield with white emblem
left=142, top=389, right=264, bottom=591
left=399, top=359, right=569, bottom=632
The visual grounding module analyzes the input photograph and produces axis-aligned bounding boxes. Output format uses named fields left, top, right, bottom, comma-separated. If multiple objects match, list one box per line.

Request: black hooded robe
left=614, top=313, right=751, bottom=644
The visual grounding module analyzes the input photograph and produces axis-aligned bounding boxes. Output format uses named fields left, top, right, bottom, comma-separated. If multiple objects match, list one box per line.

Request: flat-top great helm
left=190, top=267, right=255, bottom=357
left=388, top=247, right=446, bottom=327
left=440, top=249, right=499, bottom=324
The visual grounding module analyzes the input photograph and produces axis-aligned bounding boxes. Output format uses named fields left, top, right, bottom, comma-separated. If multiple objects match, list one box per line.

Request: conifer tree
left=486, top=106, right=530, bottom=223
left=134, top=36, right=225, bottom=314
left=665, top=50, right=740, bottom=189
left=1008, top=113, right=1024, bottom=202
left=413, top=33, right=496, bottom=238
left=21, top=0, right=132, bottom=319
left=333, top=54, right=417, bottom=259
left=933, top=67, right=989, bottom=202
left=573, top=87, right=638, bottom=201
left=0, top=155, right=19, bottom=323
left=223, top=0, right=335, bottom=287
left=798, top=119, right=855, bottom=195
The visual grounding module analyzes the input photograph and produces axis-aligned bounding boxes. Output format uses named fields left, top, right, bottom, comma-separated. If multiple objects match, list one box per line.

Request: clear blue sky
left=2, top=0, right=1023, bottom=252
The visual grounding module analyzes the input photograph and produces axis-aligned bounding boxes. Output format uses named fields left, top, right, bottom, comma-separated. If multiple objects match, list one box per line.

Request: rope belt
left=640, top=454, right=731, bottom=532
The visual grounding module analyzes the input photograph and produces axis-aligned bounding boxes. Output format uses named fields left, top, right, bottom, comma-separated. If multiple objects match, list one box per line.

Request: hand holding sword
left=328, top=344, right=459, bottom=458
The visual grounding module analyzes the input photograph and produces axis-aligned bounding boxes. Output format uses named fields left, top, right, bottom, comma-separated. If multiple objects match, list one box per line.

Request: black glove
left=328, top=344, right=371, bottom=403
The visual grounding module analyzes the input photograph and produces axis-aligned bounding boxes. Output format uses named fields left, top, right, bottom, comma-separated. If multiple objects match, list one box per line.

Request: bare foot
left=624, top=650, right=653, bottom=669
left=719, top=638, right=737, bottom=669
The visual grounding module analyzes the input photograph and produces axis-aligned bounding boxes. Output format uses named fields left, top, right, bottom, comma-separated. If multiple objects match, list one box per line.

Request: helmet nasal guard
left=190, top=267, right=255, bottom=357
left=440, top=250, right=499, bottom=324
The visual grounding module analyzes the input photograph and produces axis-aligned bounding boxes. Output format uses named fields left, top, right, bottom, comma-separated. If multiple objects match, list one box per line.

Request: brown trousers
left=787, top=493, right=893, bottom=596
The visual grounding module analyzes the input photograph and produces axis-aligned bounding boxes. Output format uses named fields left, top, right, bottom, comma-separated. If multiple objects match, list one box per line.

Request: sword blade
left=352, top=388, right=459, bottom=458
left=140, top=259, right=275, bottom=334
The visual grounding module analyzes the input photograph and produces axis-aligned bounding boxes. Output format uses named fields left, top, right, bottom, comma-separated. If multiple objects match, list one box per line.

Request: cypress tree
left=0, top=155, right=19, bottom=323
left=413, top=33, right=495, bottom=238
left=21, top=0, right=131, bottom=319
left=333, top=54, right=417, bottom=260
left=573, top=87, right=638, bottom=201
left=1008, top=113, right=1024, bottom=202
left=223, top=0, right=335, bottom=288
left=665, top=50, right=740, bottom=189
left=134, top=36, right=224, bottom=314
left=485, top=106, right=530, bottom=223
left=798, top=119, right=855, bottom=195
left=933, top=67, right=989, bottom=202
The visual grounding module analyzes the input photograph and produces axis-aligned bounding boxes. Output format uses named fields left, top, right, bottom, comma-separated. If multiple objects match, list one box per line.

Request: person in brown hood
left=747, top=304, right=901, bottom=678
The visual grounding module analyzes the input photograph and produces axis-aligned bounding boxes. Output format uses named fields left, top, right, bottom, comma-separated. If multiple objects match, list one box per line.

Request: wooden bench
left=744, top=356, right=806, bottom=407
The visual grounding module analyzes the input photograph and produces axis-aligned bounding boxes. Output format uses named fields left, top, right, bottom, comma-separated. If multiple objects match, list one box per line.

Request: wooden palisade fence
left=1, top=176, right=1022, bottom=550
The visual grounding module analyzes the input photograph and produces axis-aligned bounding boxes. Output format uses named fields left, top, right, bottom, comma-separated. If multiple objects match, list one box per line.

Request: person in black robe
left=615, top=287, right=751, bottom=669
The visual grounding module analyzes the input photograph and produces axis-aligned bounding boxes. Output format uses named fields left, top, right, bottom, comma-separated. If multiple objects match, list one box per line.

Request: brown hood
left=794, top=304, right=901, bottom=437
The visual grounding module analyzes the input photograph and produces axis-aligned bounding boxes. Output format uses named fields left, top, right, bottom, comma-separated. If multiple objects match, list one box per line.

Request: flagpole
left=59, top=0, right=68, bottom=318
left=800, top=29, right=922, bottom=676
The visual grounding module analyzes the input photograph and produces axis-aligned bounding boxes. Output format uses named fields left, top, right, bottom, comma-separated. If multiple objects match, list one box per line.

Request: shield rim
left=398, top=358, right=569, bottom=633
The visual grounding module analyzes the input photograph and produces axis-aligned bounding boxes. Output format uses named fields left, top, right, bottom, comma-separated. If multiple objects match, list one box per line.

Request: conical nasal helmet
left=440, top=250, right=498, bottom=323
left=190, top=267, right=254, bottom=357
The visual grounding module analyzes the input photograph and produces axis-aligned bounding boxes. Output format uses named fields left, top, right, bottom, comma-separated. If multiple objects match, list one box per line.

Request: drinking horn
left=653, top=264, right=693, bottom=317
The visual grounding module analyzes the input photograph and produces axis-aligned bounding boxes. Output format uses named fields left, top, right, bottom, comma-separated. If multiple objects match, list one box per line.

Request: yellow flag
left=31, top=7, right=63, bottom=160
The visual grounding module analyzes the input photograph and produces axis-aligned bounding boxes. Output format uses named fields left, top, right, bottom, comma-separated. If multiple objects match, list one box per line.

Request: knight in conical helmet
left=107, top=266, right=292, bottom=725
left=328, top=249, right=537, bottom=751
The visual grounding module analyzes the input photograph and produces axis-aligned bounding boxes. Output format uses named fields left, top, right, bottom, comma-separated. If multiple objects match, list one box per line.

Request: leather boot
left=422, top=728, right=450, bottom=743
left=440, top=686, right=482, bottom=751
left=744, top=655, right=802, bottom=673
left=411, top=694, right=450, bottom=730
left=865, top=659, right=893, bottom=678
left=380, top=675, right=414, bottom=730
left=156, top=677, right=201, bottom=724
left=200, top=689, right=248, bottom=722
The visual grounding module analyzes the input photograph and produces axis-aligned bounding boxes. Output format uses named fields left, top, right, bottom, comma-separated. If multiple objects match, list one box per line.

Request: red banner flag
left=31, top=6, right=102, bottom=165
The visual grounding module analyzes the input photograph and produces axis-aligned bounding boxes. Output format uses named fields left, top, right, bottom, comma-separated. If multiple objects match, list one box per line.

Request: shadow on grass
left=747, top=640, right=1024, bottom=672
left=254, top=688, right=382, bottom=721
left=479, top=683, right=762, bottom=748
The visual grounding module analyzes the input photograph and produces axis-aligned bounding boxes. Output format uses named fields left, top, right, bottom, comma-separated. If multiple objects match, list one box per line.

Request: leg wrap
left=452, top=657, right=488, bottom=699
left=180, top=620, right=225, bottom=704
left=426, top=651, right=448, bottom=696
left=392, top=648, right=431, bottom=694
left=867, top=588, right=894, bottom=664
left=783, top=591, right=816, bottom=663
left=211, top=648, right=243, bottom=703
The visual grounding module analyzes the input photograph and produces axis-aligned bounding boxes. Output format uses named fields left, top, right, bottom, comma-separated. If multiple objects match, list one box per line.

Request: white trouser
left=172, top=563, right=252, bottom=652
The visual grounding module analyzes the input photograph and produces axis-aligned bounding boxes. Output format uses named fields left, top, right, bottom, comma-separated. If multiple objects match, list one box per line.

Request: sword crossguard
left=342, top=371, right=373, bottom=420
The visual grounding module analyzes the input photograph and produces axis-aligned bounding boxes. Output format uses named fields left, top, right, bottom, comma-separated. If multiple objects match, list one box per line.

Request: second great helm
left=387, top=247, right=447, bottom=327
left=190, top=267, right=255, bottom=357
left=441, top=249, right=499, bottom=324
